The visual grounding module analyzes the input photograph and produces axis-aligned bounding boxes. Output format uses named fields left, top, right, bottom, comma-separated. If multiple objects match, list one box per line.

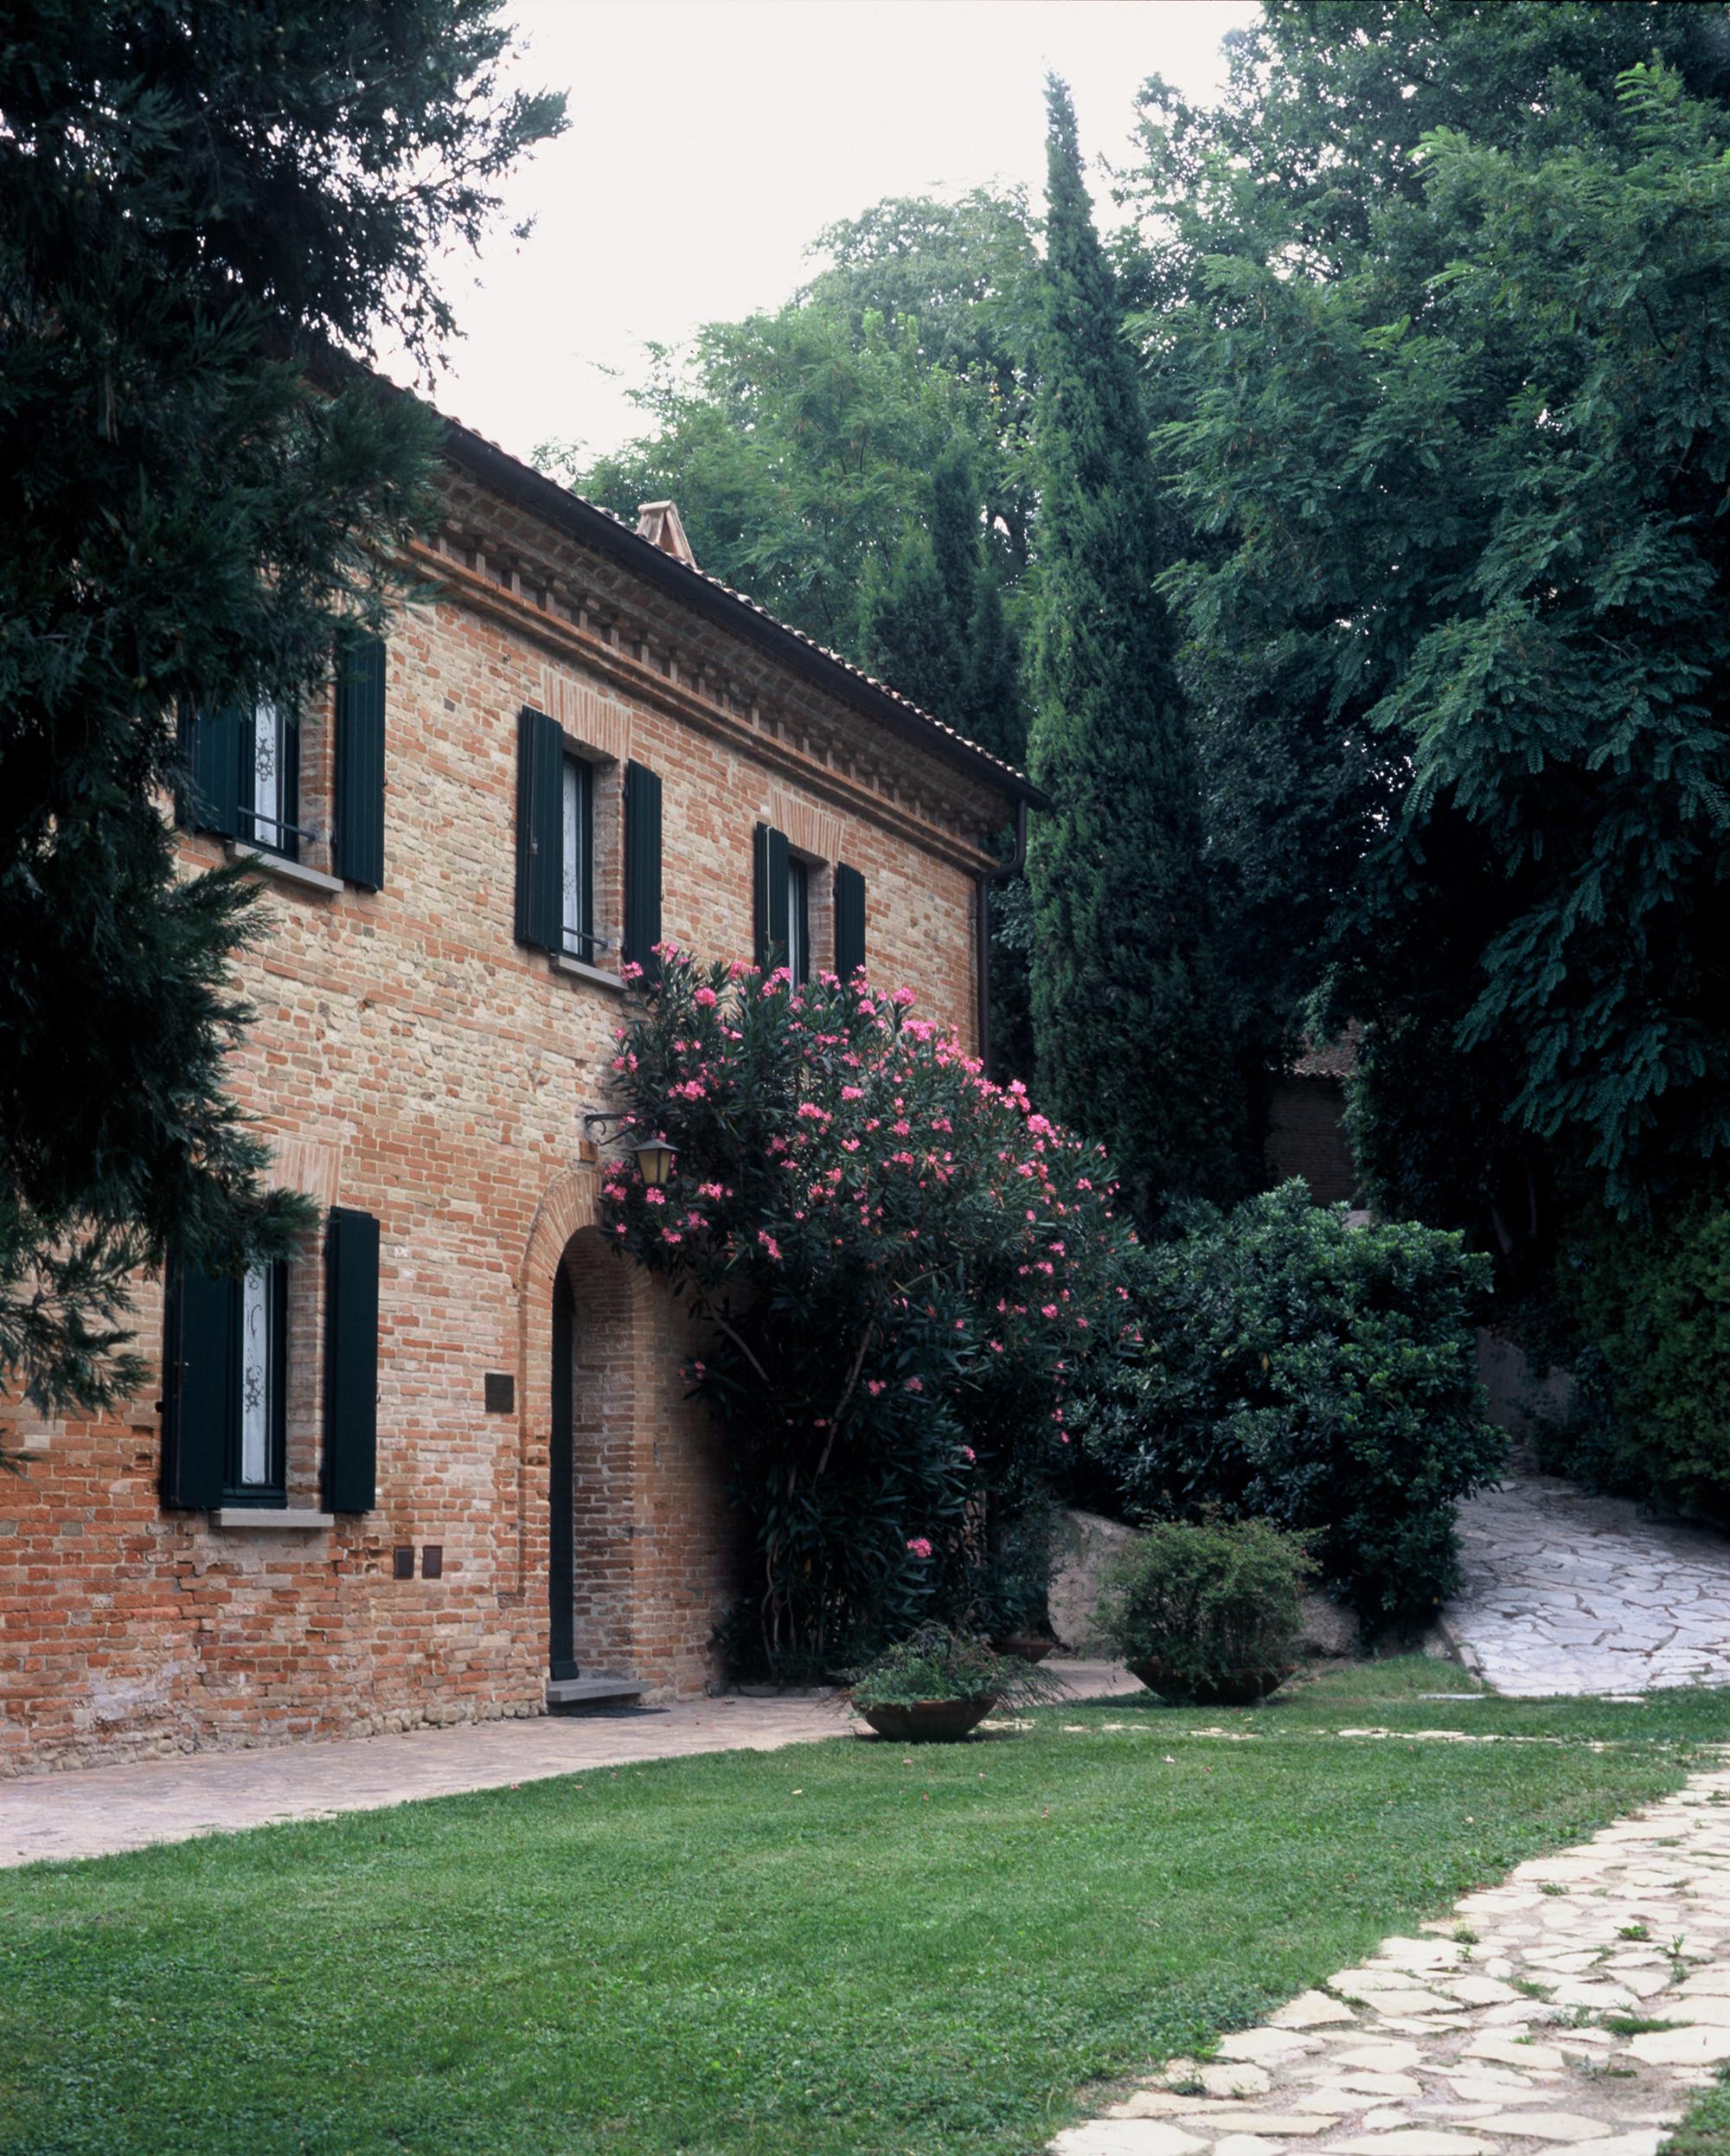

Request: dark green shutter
left=324, top=1207, right=379, bottom=1513
left=834, top=863, right=867, bottom=979
left=753, top=822, right=790, bottom=969
left=161, top=1262, right=236, bottom=1508
left=334, top=632, right=387, bottom=889
left=623, top=760, right=663, bottom=980
left=180, top=704, right=243, bottom=838
left=515, top=708, right=564, bottom=953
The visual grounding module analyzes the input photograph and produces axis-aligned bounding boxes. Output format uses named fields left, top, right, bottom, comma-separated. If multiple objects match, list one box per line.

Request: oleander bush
left=1092, top=1518, right=1311, bottom=1697
left=603, top=949, right=1144, bottom=1676
left=1080, top=1184, right=1504, bottom=1626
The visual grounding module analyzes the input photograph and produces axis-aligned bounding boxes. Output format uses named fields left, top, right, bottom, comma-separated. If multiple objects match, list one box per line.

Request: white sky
left=402, top=0, right=1258, bottom=465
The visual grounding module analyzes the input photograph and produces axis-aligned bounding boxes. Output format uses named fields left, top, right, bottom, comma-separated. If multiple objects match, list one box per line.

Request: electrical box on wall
left=484, top=1372, right=515, bottom=1414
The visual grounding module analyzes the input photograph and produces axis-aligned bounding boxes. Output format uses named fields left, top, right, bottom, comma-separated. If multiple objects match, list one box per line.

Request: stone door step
left=544, top=1675, right=648, bottom=1711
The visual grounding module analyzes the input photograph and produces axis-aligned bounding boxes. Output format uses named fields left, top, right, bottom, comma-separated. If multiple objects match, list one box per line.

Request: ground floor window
left=234, top=1262, right=288, bottom=1500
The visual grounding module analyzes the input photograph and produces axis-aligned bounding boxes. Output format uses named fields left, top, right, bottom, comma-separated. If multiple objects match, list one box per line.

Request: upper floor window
left=786, top=856, right=810, bottom=984
left=243, top=700, right=302, bottom=861
left=561, top=751, right=596, bottom=960
left=175, top=632, right=388, bottom=890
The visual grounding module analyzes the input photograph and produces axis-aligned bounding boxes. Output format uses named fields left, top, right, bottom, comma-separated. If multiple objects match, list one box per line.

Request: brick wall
left=1265, top=1075, right=1359, bottom=1209
left=0, top=472, right=1015, bottom=1774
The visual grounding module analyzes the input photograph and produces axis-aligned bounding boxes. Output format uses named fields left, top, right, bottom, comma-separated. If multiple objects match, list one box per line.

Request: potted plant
left=848, top=1623, right=1067, bottom=1742
left=1094, top=1518, right=1312, bottom=1706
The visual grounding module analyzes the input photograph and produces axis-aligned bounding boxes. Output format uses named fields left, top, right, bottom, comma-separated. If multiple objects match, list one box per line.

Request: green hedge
left=1545, top=1185, right=1730, bottom=1515
left=1080, top=1184, right=1504, bottom=1626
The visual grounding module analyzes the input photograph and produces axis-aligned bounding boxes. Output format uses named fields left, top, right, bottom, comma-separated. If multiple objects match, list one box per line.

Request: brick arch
left=521, top=1163, right=603, bottom=1310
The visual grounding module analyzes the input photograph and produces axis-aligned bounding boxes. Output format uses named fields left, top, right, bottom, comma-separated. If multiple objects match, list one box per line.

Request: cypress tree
left=1026, top=79, right=1242, bottom=1218
left=856, top=522, right=967, bottom=725
left=963, top=566, right=1027, bottom=770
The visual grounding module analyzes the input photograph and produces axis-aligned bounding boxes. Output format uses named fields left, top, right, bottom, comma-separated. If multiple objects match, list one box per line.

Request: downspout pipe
left=976, top=801, right=1028, bottom=1079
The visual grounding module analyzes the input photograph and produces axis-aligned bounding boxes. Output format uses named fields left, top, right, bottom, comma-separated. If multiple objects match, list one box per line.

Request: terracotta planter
left=1127, top=1657, right=1295, bottom=1707
left=990, top=1634, right=1057, bottom=1665
left=856, top=1694, right=998, bottom=1742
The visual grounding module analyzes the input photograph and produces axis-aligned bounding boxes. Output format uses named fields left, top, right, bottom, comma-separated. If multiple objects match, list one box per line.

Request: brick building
left=0, top=419, right=1037, bottom=1774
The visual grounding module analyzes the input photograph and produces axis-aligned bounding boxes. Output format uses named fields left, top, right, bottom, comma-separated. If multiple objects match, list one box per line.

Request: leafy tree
left=1135, top=2, right=1730, bottom=1249
left=1026, top=80, right=1246, bottom=1221
left=549, top=189, right=1041, bottom=659
left=601, top=949, right=1142, bottom=1674
left=0, top=3, right=563, bottom=1423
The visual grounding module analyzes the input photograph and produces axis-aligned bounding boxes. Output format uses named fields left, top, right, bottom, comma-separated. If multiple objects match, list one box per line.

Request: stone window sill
left=211, top=1508, right=335, bottom=1531
left=552, top=954, right=625, bottom=994
left=226, top=844, right=345, bottom=898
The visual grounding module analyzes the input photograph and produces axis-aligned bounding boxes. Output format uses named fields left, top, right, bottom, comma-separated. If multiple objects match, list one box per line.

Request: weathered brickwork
left=0, top=444, right=1024, bottom=1774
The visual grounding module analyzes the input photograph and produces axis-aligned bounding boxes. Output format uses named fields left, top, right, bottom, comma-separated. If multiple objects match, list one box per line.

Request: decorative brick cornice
left=408, top=539, right=1009, bottom=880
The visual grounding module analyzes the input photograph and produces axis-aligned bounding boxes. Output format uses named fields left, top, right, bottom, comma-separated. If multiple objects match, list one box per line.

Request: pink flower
left=903, top=1376, right=923, bottom=1394
left=906, top=1537, right=933, bottom=1560
left=960, top=1446, right=975, bottom=1463
left=693, top=985, right=718, bottom=1007
left=644, top=1189, right=666, bottom=1207
left=868, top=1380, right=886, bottom=1396
left=892, top=987, right=915, bottom=1007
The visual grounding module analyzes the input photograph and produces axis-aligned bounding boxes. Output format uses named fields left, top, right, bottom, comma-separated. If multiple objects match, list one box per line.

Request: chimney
left=635, top=500, right=696, bottom=568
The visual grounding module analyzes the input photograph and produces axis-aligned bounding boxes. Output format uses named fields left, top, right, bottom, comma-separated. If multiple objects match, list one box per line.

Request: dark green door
left=548, top=1269, right=578, bottom=1680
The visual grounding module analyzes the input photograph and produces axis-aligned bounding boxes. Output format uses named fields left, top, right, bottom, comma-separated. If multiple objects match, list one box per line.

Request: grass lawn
left=2, top=1659, right=1727, bottom=2156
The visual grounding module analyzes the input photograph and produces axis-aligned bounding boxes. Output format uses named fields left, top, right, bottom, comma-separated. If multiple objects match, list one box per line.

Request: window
left=241, top=700, right=301, bottom=861
left=234, top=1262, right=288, bottom=1500
left=517, top=709, right=627, bottom=975
left=786, top=857, right=810, bottom=983
left=161, top=1209, right=380, bottom=1515
left=175, top=637, right=388, bottom=888
left=561, top=753, right=596, bottom=960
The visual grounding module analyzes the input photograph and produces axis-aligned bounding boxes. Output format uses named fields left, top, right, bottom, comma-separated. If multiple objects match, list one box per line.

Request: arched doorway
left=547, top=1227, right=636, bottom=1682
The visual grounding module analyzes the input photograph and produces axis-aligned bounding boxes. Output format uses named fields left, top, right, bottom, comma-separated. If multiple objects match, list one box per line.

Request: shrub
left=1080, top=1184, right=1504, bottom=1626
left=846, top=1624, right=1067, bottom=1711
left=1093, top=1518, right=1311, bottom=1697
left=1542, top=1183, right=1730, bottom=1514
left=602, top=950, right=1144, bottom=1675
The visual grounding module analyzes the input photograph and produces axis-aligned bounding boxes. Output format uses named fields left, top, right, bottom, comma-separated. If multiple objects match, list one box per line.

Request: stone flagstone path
left=1444, top=1477, right=1730, bottom=1698
left=1051, top=1754, right=1730, bottom=2156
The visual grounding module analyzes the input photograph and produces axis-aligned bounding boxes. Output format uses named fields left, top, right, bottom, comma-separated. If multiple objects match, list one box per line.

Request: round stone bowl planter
left=1128, top=1658, right=1295, bottom=1707
left=990, top=1634, right=1057, bottom=1665
left=856, top=1695, right=999, bottom=1742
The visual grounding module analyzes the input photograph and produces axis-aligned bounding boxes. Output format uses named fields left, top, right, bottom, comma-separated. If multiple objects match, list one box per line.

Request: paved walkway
left=1445, top=1475, right=1730, bottom=1698
left=0, top=1659, right=1137, bottom=1869
left=1054, top=1749, right=1730, bottom=2156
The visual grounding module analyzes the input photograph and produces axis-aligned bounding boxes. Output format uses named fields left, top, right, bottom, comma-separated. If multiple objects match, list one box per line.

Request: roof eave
left=438, top=420, right=1050, bottom=816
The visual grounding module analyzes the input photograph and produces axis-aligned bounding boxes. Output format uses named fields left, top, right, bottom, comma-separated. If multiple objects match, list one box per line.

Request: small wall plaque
left=392, top=1545, right=414, bottom=1580
left=484, top=1371, right=515, bottom=1414
left=421, top=1545, right=444, bottom=1580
